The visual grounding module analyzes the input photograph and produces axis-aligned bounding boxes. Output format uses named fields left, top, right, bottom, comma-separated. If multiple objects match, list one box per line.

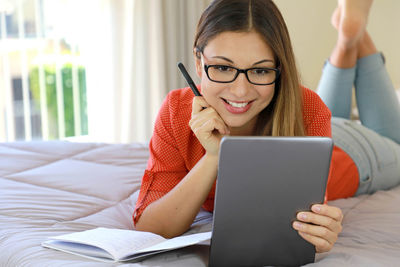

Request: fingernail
left=312, top=205, right=321, bottom=213
left=298, top=213, right=307, bottom=220
left=293, top=222, right=302, bottom=229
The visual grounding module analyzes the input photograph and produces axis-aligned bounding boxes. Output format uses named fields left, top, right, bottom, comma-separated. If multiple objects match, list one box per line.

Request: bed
left=1, top=140, right=399, bottom=266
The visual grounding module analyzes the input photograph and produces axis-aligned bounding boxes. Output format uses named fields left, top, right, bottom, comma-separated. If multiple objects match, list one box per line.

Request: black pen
left=177, top=62, right=202, bottom=96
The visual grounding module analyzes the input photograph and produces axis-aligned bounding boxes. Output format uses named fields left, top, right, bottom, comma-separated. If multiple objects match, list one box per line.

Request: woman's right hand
left=189, top=96, right=230, bottom=157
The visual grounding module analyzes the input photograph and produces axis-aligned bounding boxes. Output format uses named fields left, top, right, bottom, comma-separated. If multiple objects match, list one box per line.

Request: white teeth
left=226, top=100, right=249, bottom=108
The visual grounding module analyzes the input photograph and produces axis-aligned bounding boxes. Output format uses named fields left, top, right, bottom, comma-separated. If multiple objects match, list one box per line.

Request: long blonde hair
left=194, top=0, right=305, bottom=136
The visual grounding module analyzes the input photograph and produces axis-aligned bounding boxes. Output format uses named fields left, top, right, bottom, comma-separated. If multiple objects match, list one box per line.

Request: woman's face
left=195, top=30, right=277, bottom=135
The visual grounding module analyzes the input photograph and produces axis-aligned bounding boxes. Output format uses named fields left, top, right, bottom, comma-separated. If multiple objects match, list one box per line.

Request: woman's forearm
left=135, top=153, right=218, bottom=238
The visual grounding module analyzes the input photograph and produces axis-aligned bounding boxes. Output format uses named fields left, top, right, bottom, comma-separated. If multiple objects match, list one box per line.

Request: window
left=0, top=0, right=88, bottom=141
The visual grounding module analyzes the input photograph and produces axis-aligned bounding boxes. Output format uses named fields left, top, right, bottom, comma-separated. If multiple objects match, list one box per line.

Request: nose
left=229, top=72, right=251, bottom=98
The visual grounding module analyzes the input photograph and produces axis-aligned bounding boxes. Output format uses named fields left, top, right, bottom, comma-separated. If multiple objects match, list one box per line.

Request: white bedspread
left=1, top=141, right=399, bottom=266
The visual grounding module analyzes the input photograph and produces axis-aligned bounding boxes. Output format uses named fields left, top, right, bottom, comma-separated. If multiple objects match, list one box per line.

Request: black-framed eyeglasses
left=204, top=64, right=280, bottom=85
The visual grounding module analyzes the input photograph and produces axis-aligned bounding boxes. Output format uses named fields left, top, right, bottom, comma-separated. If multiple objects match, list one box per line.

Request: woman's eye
left=215, top=66, right=233, bottom=72
left=251, top=68, right=270, bottom=75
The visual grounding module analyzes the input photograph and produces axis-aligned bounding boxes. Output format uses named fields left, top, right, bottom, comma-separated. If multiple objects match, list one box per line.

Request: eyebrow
left=211, top=56, right=274, bottom=66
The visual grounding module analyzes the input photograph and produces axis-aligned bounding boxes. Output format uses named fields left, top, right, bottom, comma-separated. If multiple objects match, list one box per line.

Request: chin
left=223, top=111, right=260, bottom=132
left=224, top=118, right=252, bottom=129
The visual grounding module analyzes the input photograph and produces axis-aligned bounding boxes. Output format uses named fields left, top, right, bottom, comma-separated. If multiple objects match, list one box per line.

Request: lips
left=222, top=98, right=254, bottom=114
left=225, top=99, right=250, bottom=108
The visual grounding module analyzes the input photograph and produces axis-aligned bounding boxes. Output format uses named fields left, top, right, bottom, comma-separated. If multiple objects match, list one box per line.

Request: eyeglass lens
left=207, top=65, right=277, bottom=85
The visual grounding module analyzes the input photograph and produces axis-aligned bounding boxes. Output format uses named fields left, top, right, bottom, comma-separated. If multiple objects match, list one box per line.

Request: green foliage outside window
left=29, top=63, right=88, bottom=139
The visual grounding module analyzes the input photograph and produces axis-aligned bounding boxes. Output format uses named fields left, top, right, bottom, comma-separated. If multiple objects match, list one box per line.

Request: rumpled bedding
left=1, top=141, right=399, bottom=266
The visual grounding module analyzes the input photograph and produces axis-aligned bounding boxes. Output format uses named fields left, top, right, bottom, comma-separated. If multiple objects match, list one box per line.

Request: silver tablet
left=209, top=136, right=333, bottom=267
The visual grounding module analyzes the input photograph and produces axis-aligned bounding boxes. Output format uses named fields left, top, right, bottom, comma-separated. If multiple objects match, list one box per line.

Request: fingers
left=292, top=204, right=343, bottom=253
left=292, top=218, right=337, bottom=253
left=190, top=110, right=229, bottom=136
left=297, top=231, right=334, bottom=253
left=189, top=96, right=230, bottom=156
left=292, top=219, right=337, bottom=245
left=190, top=96, right=230, bottom=135
left=296, top=205, right=343, bottom=233
left=311, top=204, right=343, bottom=223
left=192, top=96, right=210, bottom=116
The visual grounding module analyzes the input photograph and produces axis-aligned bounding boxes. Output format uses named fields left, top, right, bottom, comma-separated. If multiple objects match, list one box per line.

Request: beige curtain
left=84, top=0, right=210, bottom=144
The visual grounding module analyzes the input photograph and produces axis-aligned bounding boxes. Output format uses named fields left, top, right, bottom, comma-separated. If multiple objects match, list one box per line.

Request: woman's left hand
left=292, top=204, right=343, bottom=253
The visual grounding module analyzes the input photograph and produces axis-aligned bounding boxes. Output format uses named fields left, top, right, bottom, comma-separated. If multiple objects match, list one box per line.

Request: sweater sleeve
left=303, top=88, right=332, bottom=137
left=133, top=92, right=188, bottom=225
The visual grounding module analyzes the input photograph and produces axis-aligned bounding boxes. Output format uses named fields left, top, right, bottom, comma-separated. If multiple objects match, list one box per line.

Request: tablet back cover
left=209, top=137, right=333, bottom=267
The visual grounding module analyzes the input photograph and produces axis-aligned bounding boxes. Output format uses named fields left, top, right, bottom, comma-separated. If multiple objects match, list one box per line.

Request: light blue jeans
left=317, top=53, right=400, bottom=195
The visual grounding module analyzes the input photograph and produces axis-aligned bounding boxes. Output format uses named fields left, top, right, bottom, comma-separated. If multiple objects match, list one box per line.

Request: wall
left=275, top=0, right=400, bottom=90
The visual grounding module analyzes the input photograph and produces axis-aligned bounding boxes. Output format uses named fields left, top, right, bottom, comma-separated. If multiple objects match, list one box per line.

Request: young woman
left=131, top=0, right=384, bottom=253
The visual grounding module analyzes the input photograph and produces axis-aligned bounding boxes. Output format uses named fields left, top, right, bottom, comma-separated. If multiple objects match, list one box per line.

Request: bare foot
left=331, top=7, right=340, bottom=30
left=337, top=0, right=373, bottom=48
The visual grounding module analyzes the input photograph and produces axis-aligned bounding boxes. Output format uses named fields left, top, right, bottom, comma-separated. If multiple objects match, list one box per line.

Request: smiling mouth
left=222, top=98, right=253, bottom=108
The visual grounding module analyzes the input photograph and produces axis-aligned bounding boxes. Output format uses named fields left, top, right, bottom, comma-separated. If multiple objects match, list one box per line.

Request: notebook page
left=134, top=231, right=211, bottom=254
left=49, top=227, right=166, bottom=260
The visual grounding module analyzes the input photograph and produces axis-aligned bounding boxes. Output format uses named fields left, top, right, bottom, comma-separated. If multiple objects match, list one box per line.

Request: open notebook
left=42, top=227, right=211, bottom=262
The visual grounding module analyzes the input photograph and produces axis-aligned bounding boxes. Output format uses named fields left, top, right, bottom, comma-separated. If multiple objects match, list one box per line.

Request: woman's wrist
left=203, top=152, right=219, bottom=170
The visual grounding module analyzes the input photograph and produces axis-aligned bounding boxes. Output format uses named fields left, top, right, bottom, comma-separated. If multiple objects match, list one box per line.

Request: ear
left=193, top=48, right=202, bottom=78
